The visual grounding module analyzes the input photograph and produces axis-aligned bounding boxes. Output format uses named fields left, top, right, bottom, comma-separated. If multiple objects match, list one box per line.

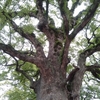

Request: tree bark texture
left=36, top=77, right=68, bottom=100
left=34, top=58, right=69, bottom=100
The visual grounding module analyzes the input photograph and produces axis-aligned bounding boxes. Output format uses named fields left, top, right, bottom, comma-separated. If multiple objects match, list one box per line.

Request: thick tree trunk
left=36, top=77, right=68, bottom=100
left=31, top=54, right=85, bottom=100
left=34, top=59, right=69, bottom=100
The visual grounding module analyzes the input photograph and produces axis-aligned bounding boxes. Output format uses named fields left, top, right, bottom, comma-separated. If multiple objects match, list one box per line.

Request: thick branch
left=36, top=0, right=47, bottom=31
left=36, top=0, right=54, bottom=43
left=70, top=1, right=99, bottom=40
left=56, top=0, right=71, bottom=73
left=66, top=67, right=79, bottom=83
left=82, top=44, right=100, bottom=58
left=71, top=43, right=100, bottom=99
left=86, top=64, right=100, bottom=70
left=47, top=28, right=65, bottom=61
left=36, top=0, right=43, bottom=12
left=0, top=43, right=39, bottom=65
left=36, top=0, right=64, bottom=58
left=86, top=64, right=100, bottom=80
left=58, top=0, right=69, bottom=34
left=90, top=71, right=100, bottom=79
left=2, top=11, right=45, bottom=58
left=87, top=68, right=100, bottom=80
left=91, top=70, right=100, bottom=80
left=60, top=38, right=71, bottom=77
left=71, top=53, right=86, bottom=100
left=36, top=0, right=62, bottom=60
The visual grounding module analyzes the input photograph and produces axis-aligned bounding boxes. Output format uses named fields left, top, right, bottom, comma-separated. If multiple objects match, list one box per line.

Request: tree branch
left=60, top=38, right=71, bottom=78
left=71, top=43, right=100, bottom=99
left=35, top=0, right=61, bottom=60
left=2, top=10, right=45, bottom=58
left=70, top=0, right=99, bottom=40
left=70, top=0, right=80, bottom=13
left=0, top=43, right=39, bottom=65
left=70, top=53, right=86, bottom=100
left=36, top=0, right=48, bottom=31
left=15, top=61, right=33, bottom=82
left=89, top=69, right=100, bottom=80
left=74, top=9, right=86, bottom=21
left=82, top=44, right=100, bottom=58
left=36, top=0, right=54, bottom=43
left=86, top=64, right=100, bottom=70
left=92, top=70, right=100, bottom=80
left=56, top=0, right=71, bottom=73
left=86, top=63, right=100, bottom=80
left=14, top=58, right=40, bottom=92
left=58, top=0, right=69, bottom=34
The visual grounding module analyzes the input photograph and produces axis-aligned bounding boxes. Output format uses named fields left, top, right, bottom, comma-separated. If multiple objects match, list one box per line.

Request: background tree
left=0, top=0, right=100, bottom=100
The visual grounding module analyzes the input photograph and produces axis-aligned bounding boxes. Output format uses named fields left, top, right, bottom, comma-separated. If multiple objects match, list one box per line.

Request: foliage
left=80, top=73, right=100, bottom=100
left=4, top=87, right=36, bottom=100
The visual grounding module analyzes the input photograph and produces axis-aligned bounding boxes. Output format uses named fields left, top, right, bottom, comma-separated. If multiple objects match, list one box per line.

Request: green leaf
left=0, top=71, right=8, bottom=81
left=22, top=24, right=35, bottom=34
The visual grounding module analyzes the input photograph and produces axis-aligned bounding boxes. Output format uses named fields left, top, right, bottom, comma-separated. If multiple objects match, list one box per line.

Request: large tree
left=0, top=0, right=100, bottom=100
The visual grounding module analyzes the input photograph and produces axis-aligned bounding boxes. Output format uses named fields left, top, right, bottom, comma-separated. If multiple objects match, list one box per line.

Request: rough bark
left=36, top=75, right=68, bottom=100
left=71, top=54, right=86, bottom=100
left=31, top=57, right=69, bottom=100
